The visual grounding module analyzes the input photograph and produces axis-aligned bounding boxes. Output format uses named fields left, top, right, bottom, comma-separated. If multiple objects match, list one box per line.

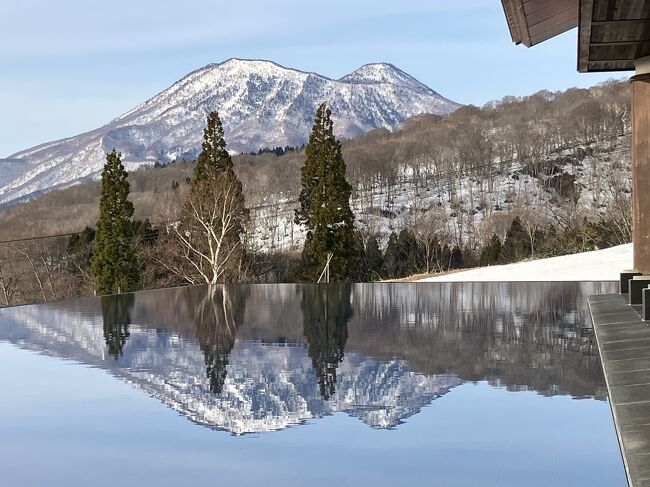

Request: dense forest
left=0, top=79, right=632, bottom=306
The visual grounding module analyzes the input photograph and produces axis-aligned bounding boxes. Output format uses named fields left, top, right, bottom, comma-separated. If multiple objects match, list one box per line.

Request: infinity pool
left=0, top=282, right=626, bottom=486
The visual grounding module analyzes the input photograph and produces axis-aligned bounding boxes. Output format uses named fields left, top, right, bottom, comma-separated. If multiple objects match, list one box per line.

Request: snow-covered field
left=418, top=243, right=632, bottom=282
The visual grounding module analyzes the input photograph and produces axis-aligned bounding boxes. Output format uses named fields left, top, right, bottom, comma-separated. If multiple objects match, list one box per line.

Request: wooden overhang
left=502, top=0, right=578, bottom=47
left=578, top=0, right=650, bottom=72
left=502, top=0, right=650, bottom=72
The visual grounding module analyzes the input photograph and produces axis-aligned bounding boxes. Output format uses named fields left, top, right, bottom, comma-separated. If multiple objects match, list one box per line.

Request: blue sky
left=0, top=0, right=624, bottom=157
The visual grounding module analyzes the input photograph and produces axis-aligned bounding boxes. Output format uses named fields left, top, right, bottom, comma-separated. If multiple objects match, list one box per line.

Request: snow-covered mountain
left=0, top=58, right=460, bottom=205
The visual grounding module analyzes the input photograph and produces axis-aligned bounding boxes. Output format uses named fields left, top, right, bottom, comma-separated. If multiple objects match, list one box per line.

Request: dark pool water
left=0, top=282, right=626, bottom=486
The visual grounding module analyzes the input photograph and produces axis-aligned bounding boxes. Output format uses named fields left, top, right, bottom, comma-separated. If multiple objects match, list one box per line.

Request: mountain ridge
left=1, top=58, right=460, bottom=204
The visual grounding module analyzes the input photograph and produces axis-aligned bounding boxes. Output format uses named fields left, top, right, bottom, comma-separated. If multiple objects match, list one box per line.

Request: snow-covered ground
left=418, top=243, right=632, bottom=282
left=249, top=136, right=631, bottom=253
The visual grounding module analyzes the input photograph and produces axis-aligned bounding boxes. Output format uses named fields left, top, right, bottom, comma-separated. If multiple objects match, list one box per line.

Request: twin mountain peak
left=1, top=58, right=461, bottom=204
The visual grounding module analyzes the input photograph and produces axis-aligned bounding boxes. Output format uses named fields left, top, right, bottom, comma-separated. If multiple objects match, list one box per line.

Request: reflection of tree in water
left=346, top=282, right=610, bottom=399
left=190, top=285, right=248, bottom=395
left=302, top=284, right=353, bottom=400
left=101, top=293, right=134, bottom=360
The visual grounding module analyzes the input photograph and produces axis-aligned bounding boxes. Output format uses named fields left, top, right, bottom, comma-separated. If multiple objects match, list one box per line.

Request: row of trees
left=0, top=80, right=630, bottom=248
left=0, top=80, right=634, bottom=305
left=359, top=213, right=631, bottom=281
left=90, top=111, right=251, bottom=293
left=90, top=104, right=361, bottom=295
left=1, top=197, right=619, bottom=306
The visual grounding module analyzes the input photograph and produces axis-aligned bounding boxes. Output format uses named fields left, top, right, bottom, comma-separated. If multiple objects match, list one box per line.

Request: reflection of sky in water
left=0, top=282, right=626, bottom=486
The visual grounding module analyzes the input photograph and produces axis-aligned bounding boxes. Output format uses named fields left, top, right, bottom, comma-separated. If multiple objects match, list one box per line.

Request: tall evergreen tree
left=91, top=150, right=139, bottom=294
left=177, top=111, right=248, bottom=284
left=67, top=226, right=95, bottom=273
left=352, top=232, right=368, bottom=282
left=194, top=111, right=233, bottom=181
left=397, top=229, right=421, bottom=276
left=381, top=232, right=400, bottom=278
left=440, top=244, right=452, bottom=271
left=449, top=245, right=464, bottom=269
left=479, top=234, right=502, bottom=266
left=365, top=235, right=384, bottom=281
left=295, top=104, right=357, bottom=281
left=499, top=216, right=531, bottom=263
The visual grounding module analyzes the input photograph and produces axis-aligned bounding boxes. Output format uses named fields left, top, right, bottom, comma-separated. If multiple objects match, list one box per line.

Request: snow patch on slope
left=418, top=244, right=632, bottom=282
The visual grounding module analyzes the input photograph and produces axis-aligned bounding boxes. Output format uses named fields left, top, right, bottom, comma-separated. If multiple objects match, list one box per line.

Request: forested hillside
left=0, top=79, right=631, bottom=305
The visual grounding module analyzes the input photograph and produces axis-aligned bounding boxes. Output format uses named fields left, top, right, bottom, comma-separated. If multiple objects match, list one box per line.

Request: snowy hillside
left=417, top=244, right=632, bottom=282
left=0, top=59, right=460, bottom=205
left=247, top=136, right=631, bottom=253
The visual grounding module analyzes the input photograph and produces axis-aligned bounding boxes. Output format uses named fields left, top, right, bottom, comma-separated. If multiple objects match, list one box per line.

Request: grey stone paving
left=589, top=293, right=650, bottom=487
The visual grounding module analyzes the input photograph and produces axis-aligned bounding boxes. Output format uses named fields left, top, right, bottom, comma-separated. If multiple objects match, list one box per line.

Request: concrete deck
left=589, top=294, right=650, bottom=487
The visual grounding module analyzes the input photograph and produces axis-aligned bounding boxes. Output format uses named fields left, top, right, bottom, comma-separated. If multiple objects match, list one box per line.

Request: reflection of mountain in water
left=0, top=282, right=615, bottom=434
left=346, top=282, right=612, bottom=399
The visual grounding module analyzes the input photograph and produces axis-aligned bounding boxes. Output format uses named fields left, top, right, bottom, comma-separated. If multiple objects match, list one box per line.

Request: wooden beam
left=631, top=73, right=650, bottom=273
left=525, top=2, right=576, bottom=28
left=529, top=9, right=576, bottom=36
left=587, top=60, right=636, bottom=70
left=592, top=18, right=650, bottom=25
left=589, top=57, right=638, bottom=62
left=502, top=0, right=532, bottom=46
left=530, top=16, right=579, bottom=44
left=578, top=0, right=595, bottom=72
left=522, top=0, right=574, bottom=16
left=591, top=40, right=650, bottom=46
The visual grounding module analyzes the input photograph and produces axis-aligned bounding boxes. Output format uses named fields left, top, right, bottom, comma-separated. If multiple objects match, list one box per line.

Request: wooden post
left=631, top=72, right=650, bottom=273
left=317, top=253, right=334, bottom=284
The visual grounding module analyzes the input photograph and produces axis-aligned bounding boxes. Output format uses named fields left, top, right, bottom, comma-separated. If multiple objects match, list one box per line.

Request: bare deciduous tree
left=152, top=175, right=248, bottom=285
left=0, top=256, right=22, bottom=307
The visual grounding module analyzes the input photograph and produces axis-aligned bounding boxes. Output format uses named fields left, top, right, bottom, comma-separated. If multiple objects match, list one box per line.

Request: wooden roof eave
left=502, top=0, right=533, bottom=47
left=502, top=0, right=579, bottom=47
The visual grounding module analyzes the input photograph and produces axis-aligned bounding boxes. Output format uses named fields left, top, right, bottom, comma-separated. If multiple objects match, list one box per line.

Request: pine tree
left=540, top=224, right=563, bottom=255
left=479, top=234, right=502, bottom=266
left=365, top=235, right=384, bottom=280
left=91, top=150, right=139, bottom=294
left=397, top=229, right=421, bottom=276
left=178, top=112, right=248, bottom=284
left=194, top=111, right=233, bottom=181
left=381, top=232, right=400, bottom=278
left=499, top=217, right=531, bottom=263
left=295, top=104, right=357, bottom=281
left=353, top=232, right=368, bottom=282
left=67, top=226, right=95, bottom=273
left=440, top=244, right=452, bottom=271
left=462, top=248, right=477, bottom=269
left=450, top=245, right=464, bottom=269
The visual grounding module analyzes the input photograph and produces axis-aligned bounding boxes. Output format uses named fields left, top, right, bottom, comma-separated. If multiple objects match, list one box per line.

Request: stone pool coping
left=588, top=293, right=650, bottom=487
